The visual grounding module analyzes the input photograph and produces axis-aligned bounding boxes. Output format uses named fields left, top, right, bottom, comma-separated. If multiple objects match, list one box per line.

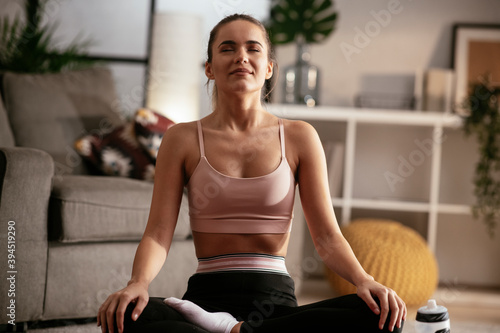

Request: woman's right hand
left=97, top=281, right=149, bottom=333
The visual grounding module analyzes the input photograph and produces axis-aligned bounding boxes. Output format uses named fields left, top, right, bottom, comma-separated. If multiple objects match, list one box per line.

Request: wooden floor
left=296, top=278, right=500, bottom=325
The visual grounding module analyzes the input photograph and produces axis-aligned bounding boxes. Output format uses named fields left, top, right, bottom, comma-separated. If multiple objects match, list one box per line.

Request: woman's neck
left=211, top=91, right=267, bottom=131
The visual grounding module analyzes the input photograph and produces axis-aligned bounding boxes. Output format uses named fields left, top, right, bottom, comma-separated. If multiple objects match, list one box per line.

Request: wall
left=273, top=0, right=500, bottom=107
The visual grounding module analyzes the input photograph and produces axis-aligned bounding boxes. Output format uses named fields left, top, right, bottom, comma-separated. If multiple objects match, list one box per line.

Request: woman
left=98, top=14, right=406, bottom=333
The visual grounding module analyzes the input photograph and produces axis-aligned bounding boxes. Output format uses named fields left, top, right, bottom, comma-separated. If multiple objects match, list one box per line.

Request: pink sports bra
left=187, top=119, right=296, bottom=234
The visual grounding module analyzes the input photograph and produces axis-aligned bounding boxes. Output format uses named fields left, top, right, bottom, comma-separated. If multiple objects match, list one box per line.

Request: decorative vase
left=283, top=42, right=320, bottom=107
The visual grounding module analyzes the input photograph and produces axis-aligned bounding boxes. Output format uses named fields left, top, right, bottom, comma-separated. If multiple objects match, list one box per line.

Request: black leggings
left=122, top=272, right=403, bottom=333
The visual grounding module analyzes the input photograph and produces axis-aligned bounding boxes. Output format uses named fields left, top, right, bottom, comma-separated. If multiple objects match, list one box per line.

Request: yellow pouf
left=325, top=219, right=438, bottom=307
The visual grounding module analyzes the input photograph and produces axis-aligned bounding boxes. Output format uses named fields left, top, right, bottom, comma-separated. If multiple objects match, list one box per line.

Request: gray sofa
left=0, top=67, right=305, bottom=327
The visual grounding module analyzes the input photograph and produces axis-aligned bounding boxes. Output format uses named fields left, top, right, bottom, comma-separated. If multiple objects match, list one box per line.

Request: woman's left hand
left=356, top=278, right=407, bottom=332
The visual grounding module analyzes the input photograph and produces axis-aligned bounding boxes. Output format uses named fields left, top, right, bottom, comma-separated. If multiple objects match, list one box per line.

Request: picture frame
left=451, top=23, right=500, bottom=112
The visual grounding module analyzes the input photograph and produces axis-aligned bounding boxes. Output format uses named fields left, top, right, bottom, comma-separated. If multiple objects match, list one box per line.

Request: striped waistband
left=196, top=253, right=289, bottom=275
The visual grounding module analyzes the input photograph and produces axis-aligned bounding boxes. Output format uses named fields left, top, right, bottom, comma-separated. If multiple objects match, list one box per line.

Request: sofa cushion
left=2, top=68, right=124, bottom=175
left=49, top=175, right=191, bottom=242
left=134, top=108, right=175, bottom=159
left=43, top=240, right=197, bottom=320
left=74, top=122, right=155, bottom=181
left=0, top=95, right=15, bottom=147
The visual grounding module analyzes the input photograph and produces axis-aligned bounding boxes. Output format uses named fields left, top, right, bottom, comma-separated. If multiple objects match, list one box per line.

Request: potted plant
left=461, top=75, right=500, bottom=237
left=0, top=0, right=94, bottom=73
left=266, top=0, right=338, bottom=105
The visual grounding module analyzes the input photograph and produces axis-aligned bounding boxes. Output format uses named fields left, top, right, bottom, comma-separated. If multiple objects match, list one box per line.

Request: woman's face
left=205, top=20, right=274, bottom=97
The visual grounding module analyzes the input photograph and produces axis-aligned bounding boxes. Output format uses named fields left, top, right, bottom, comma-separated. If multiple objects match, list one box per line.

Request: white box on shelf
left=422, top=69, right=455, bottom=113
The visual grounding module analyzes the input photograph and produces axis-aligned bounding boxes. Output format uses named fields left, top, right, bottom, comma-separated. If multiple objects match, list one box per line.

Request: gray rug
left=26, top=320, right=500, bottom=332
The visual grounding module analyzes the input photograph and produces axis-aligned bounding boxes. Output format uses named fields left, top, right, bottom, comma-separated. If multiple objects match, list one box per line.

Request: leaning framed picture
left=451, top=23, right=500, bottom=113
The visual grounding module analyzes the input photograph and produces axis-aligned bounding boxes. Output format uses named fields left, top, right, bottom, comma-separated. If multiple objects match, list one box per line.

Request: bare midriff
left=192, top=231, right=290, bottom=258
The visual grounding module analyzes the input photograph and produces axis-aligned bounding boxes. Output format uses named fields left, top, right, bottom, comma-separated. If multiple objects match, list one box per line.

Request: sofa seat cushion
left=49, top=175, right=191, bottom=242
left=43, top=240, right=197, bottom=320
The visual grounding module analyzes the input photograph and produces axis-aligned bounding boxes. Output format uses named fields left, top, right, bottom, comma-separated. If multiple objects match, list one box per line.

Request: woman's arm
left=98, top=123, right=191, bottom=333
left=128, top=123, right=189, bottom=287
left=291, top=120, right=406, bottom=331
left=291, top=121, right=369, bottom=285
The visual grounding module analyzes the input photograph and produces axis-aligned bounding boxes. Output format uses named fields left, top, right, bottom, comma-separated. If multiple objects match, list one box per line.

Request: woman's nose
left=235, top=50, right=248, bottom=64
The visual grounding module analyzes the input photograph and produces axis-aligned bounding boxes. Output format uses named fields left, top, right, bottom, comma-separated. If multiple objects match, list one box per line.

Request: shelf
left=267, top=104, right=463, bottom=128
left=437, top=203, right=472, bottom=215
left=332, top=198, right=471, bottom=215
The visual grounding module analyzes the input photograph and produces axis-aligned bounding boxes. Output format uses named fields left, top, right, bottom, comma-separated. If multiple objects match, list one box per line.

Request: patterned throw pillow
left=134, top=108, right=175, bottom=159
left=75, top=122, right=156, bottom=181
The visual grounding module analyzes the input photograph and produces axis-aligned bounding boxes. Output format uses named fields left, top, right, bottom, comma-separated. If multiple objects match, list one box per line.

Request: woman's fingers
left=386, top=290, right=400, bottom=331
left=115, top=293, right=132, bottom=333
left=357, top=287, right=380, bottom=315
left=403, top=299, right=408, bottom=320
left=377, top=289, right=390, bottom=330
left=105, top=297, right=119, bottom=333
left=358, top=280, right=407, bottom=332
left=381, top=289, right=410, bottom=332
left=132, top=295, right=149, bottom=321
left=98, top=308, right=106, bottom=333
left=97, top=284, right=149, bottom=333
left=397, top=297, right=406, bottom=328
left=115, top=291, right=147, bottom=332
left=97, top=294, right=121, bottom=333
left=98, top=297, right=112, bottom=333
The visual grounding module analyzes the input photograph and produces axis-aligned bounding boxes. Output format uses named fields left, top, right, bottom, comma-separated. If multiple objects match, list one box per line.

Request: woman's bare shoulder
left=282, top=119, right=320, bottom=145
left=157, top=121, right=198, bottom=159
left=283, top=118, right=316, bottom=131
left=161, top=121, right=197, bottom=144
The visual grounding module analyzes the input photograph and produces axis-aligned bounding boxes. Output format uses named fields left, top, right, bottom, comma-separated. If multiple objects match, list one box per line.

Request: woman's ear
left=205, top=61, right=215, bottom=80
left=265, top=61, right=274, bottom=80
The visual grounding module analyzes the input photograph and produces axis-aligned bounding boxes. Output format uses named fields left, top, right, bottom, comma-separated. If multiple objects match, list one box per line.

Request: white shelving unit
left=267, top=104, right=468, bottom=252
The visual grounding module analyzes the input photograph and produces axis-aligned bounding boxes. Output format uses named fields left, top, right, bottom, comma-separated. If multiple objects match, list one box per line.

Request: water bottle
left=415, top=299, right=450, bottom=333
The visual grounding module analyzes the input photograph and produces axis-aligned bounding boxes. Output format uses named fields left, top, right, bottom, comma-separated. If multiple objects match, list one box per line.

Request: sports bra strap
left=197, top=120, right=205, bottom=157
left=279, top=118, right=285, bottom=158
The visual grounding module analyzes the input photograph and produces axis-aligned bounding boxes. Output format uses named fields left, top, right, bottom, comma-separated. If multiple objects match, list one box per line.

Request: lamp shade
left=147, top=12, right=202, bottom=123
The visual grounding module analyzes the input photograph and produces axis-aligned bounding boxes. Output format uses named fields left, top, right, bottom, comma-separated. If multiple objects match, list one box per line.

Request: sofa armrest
left=0, top=147, right=54, bottom=323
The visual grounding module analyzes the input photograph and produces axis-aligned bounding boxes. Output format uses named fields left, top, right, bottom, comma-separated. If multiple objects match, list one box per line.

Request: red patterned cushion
left=134, top=108, right=175, bottom=159
left=74, top=122, right=155, bottom=181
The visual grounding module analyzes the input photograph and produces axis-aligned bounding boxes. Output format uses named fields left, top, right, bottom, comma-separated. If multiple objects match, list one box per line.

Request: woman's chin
left=222, top=82, right=265, bottom=95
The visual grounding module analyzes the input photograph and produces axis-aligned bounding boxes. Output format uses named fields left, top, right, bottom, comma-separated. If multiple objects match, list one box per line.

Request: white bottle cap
left=416, top=299, right=449, bottom=322
left=418, top=299, right=448, bottom=314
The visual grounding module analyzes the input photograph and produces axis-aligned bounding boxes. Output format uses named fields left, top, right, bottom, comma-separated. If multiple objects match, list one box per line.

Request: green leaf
left=267, top=0, right=338, bottom=45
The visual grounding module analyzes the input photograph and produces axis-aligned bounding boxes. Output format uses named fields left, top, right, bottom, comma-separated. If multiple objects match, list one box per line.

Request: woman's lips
left=230, top=68, right=253, bottom=75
